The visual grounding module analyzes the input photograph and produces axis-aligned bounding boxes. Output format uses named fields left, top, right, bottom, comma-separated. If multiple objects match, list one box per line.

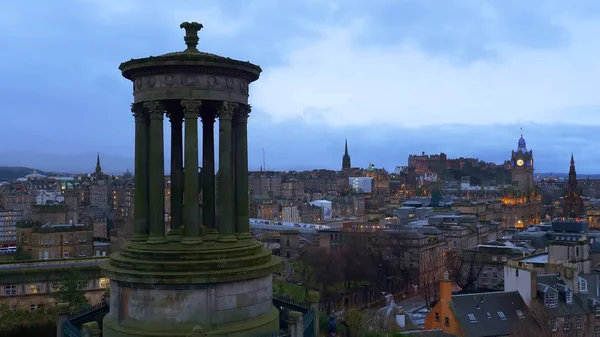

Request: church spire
left=95, top=152, right=102, bottom=175
left=345, top=138, right=349, bottom=156
left=342, top=138, right=351, bottom=170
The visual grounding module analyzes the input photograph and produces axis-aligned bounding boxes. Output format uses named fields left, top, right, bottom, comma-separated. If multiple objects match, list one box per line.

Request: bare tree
left=419, top=274, right=440, bottom=307
left=446, top=249, right=484, bottom=292
left=510, top=300, right=595, bottom=337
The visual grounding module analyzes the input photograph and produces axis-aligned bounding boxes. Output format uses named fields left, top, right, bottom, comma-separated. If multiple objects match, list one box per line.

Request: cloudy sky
left=1, top=0, right=600, bottom=174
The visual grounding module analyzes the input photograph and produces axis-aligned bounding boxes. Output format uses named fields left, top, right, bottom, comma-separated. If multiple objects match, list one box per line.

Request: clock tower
left=502, top=133, right=541, bottom=229
left=510, top=134, right=534, bottom=191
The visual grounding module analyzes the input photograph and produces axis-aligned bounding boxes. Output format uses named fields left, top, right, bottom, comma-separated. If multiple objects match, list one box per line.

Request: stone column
left=217, top=101, right=238, bottom=243
left=201, top=105, right=218, bottom=240
left=181, top=99, right=203, bottom=245
left=234, top=105, right=252, bottom=239
left=287, top=311, right=303, bottom=337
left=145, top=101, right=168, bottom=244
left=56, top=302, right=70, bottom=337
left=167, top=109, right=184, bottom=241
left=307, top=290, right=321, bottom=337
left=131, top=103, right=149, bottom=242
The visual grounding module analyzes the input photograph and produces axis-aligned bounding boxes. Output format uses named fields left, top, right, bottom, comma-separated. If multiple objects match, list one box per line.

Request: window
left=550, top=317, right=558, bottom=332
left=63, top=250, right=69, bottom=258
left=486, top=312, right=491, bottom=319
left=576, top=316, right=583, bottom=330
left=468, top=314, right=476, bottom=322
left=595, top=305, right=600, bottom=317
left=497, top=311, right=506, bottom=319
left=595, top=325, right=600, bottom=337
left=434, top=312, right=439, bottom=322
left=30, top=304, right=37, bottom=311
left=566, top=291, right=573, bottom=304
left=444, top=317, right=450, bottom=327
left=576, top=246, right=579, bottom=256
left=579, top=278, right=588, bottom=293
left=4, top=285, right=16, bottom=295
left=492, top=256, right=498, bottom=261
left=515, top=309, right=524, bottom=318
left=29, top=284, right=41, bottom=294
left=492, top=272, right=498, bottom=280
left=501, top=256, right=507, bottom=262
left=99, top=278, right=110, bottom=289
left=544, top=293, right=558, bottom=307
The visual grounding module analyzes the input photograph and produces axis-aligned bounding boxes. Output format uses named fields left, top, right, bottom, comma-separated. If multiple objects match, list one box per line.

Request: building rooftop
left=450, top=291, right=536, bottom=337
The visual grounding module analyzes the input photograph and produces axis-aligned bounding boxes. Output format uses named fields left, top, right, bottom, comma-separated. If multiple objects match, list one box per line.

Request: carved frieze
left=132, top=74, right=249, bottom=95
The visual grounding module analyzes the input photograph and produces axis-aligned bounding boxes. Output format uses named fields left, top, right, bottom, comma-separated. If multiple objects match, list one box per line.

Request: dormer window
left=544, top=292, right=558, bottom=307
left=566, top=291, right=573, bottom=304
left=579, top=278, right=588, bottom=293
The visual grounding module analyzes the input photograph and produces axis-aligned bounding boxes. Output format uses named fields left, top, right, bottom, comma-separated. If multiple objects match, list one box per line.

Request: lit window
left=99, top=278, right=110, bottom=288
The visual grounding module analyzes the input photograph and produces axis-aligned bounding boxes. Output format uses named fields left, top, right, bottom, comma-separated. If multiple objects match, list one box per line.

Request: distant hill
left=538, top=173, right=600, bottom=179
left=0, top=167, right=43, bottom=181
left=0, top=152, right=134, bottom=175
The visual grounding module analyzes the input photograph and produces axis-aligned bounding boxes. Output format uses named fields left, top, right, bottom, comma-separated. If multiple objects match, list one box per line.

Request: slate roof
left=536, top=274, right=588, bottom=317
left=449, top=291, right=537, bottom=337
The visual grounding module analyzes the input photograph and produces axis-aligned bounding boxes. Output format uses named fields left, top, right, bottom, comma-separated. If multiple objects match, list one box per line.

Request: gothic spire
left=95, top=152, right=102, bottom=174
left=342, top=138, right=351, bottom=170
left=345, top=138, right=349, bottom=156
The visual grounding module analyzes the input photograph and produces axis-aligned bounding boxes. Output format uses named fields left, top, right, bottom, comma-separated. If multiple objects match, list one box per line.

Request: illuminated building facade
left=502, top=134, right=541, bottom=229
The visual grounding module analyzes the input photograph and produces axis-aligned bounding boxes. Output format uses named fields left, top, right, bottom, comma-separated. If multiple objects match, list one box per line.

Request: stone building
left=0, top=208, right=21, bottom=245
left=281, top=178, right=305, bottom=201
left=17, top=221, right=94, bottom=260
left=453, top=198, right=502, bottom=222
left=502, top=134, right=541, bottom=228
left=0, top=259, right=109, bottom=309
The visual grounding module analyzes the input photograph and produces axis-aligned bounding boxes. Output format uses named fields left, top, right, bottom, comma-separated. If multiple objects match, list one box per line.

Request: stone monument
left=101, top=22, right=281, bottom=337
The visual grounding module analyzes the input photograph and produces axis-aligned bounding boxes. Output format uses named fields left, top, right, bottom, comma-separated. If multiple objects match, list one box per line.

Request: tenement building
left=502, top=134, right=541, bottom=228
left=17, top=221, right=94, bottom=260
left=100, top=22, right=280, bottom=337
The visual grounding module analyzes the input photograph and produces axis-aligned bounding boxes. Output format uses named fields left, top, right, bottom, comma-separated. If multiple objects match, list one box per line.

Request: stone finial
left=180, top=22, right=204, bottom=52
left=81, top=321, right=101, bottom=337
left=57, top=302, right=70, bottom=314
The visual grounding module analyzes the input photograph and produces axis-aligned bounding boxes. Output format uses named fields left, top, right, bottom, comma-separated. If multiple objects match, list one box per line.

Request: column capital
left=181, top=99, right=202, bottom=119
left=235, top=104, right=251, bottom=122
left=219, top=101, right=238, bottom=120
left=143, top=101, right=164, bottom=119
left=131, top=103, right=147, bottom=121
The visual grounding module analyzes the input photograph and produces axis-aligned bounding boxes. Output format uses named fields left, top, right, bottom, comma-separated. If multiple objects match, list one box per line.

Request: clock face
left=516, top=159, right=524, bottom=167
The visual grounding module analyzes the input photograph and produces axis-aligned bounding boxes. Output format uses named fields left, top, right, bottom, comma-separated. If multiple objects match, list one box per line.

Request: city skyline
left=2, top=1, right=600, bottom=172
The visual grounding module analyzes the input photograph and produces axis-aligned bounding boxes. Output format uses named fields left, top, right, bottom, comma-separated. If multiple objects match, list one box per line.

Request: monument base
left=101, top=240, right=281, bottom=337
